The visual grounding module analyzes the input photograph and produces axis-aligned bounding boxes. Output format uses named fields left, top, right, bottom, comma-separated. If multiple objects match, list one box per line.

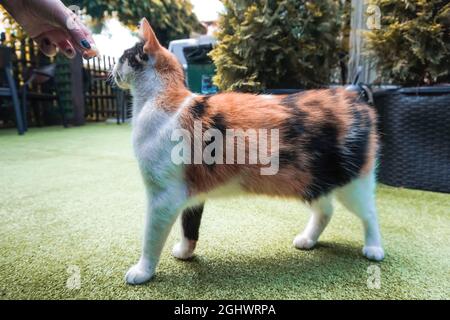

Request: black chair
left=0, top=46, right=25, bottom=135
left=22, top=63, right=67, bottom=130
left=115, top=89, right=128, bottom=124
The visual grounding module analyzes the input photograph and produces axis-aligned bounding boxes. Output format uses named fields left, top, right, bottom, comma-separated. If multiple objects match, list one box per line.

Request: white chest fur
left=132, top=99, right=183, bottom=187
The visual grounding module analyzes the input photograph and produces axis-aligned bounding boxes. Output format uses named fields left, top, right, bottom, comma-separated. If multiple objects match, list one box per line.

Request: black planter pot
left=264, top=89, right=304, bottom=95
left=373, top=86, right=450, bottom=193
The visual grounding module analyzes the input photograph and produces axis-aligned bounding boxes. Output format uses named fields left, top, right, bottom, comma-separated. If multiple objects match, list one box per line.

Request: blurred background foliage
left=1, top=0, right=204, bottom=47
left=366, top=0, right=450, bottom=85
left=63, top=0, right=204, bottom=47
left=4, top=0, right=447, bottom=89
left=210, top=0, right=348, bottom=92
left=0, top=6, right=26, bottom=46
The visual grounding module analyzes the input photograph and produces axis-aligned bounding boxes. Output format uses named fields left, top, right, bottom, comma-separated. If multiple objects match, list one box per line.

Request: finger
left=69, top=26, right=99, bottom=58
left=65, top=11, right=99, bottom=58
left=43, top=29, right=76, bottom=59
left=57, top=39, right=76, bottom=59
left=35, top=35, right=58, bottom=57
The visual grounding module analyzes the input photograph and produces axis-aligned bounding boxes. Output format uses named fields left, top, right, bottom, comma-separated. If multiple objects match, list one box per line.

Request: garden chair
left=21, top=63, right=67, bottom=130
left=0, top=46, right=25, bottom=135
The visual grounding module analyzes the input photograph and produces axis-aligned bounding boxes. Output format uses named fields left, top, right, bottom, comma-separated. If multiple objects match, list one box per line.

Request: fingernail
left=80, top=39, right=91, bottom=49
left=66, top=48, right=75, bottom=58
left=90, top=45, right=100, bottom=57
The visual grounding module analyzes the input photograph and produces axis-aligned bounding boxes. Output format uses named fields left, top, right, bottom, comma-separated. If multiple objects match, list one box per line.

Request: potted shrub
left=210, top=0, right=342, bottom=93
left=366, top=0, right=450, bottom=193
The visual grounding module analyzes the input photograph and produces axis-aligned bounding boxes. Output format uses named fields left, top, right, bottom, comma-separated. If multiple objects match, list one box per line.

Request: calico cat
left=112, top=18, right=384, bottom=285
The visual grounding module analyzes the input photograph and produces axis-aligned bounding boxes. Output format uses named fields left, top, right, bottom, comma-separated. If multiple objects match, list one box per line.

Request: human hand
left=1, top=0, right=99, bottom=59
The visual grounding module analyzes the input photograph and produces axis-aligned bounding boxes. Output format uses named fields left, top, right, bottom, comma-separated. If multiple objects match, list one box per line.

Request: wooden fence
left=0, top=34, right=130, bottom=128
left=6, top=37, right=53, bottom=86
left=83, top=55, right=131, bottom=122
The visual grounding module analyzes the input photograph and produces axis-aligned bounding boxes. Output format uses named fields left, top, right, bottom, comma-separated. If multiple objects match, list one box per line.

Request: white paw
left=172, top=241, right=194, bottom=260
left=293, top=235, right=317, bottom=250
left=362, top=246, right=385, bottom=261
left=125, top=264, right=154, bottom=285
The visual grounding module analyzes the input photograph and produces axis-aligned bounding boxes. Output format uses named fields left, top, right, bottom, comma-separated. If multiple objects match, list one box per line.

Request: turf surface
left=0, top=124, right=449, bottom=300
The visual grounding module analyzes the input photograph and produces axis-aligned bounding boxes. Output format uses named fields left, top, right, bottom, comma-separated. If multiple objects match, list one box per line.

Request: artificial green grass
left=0, top=123, right=449, bottom=300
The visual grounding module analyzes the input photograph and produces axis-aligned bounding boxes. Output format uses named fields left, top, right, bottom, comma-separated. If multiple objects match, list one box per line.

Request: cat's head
left=112, top=18, right=184, bottom=91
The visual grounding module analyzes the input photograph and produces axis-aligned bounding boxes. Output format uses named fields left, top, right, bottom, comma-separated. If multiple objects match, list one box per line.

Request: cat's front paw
left=362, top=246, right=385, bottom=261
left=293, top=235, right=317, bottom=250
left=125, top=263, right=154, bottom=285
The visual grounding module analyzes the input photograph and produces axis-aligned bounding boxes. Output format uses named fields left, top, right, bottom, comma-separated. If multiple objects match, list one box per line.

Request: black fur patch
left=304, top=122, right=342, bottom=201
left=281, top=92, right=304, bottom=108
left=210, top=113, right=227, bottom=135
left=281, top=93, right=308, bottom=143
left=191, top=97, right=209, bottom=119
left=304, top=106, right=371, bottom=201
left=283, top=111, right=307, bottom=143
left=181, top=204, right=204, bottom=240
left=303, top=99, right=323, bottom=107
left=341, top=105, right=371, bottom=175
left=279, top=93, right=309, bottom=169
left=119, top=42, right=149, bottom=71
left=279, top=149, right=298, bottom=165
left=201, top=113, right=227, bottom=169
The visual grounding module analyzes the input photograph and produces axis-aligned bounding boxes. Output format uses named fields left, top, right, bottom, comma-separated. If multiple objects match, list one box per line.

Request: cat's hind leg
left=294, top=194, right=334, bottom=250
left=172, top=203, right=204, bottom=260
left=336, top=170, right=384, bottom=261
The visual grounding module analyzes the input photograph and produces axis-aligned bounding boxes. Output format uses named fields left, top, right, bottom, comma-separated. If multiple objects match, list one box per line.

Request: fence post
left=70, top=53, right=85, bottom=126
left=348, top=0, right=377, bottom=84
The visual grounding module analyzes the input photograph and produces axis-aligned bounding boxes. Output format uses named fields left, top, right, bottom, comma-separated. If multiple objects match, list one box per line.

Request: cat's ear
left=139, top=18, right=161, bottom=53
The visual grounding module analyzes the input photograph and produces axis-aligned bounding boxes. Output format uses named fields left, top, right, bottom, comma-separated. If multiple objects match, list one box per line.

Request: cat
left=112, top=18, right=384, bottom=285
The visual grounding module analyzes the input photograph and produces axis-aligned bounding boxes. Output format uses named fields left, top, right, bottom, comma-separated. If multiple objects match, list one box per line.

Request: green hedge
left=366, top=0, right=450, bottom=86
left=210, top=0, right=342, bottom=92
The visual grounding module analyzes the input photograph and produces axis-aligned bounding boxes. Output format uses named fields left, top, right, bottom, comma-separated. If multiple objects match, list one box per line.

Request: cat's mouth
left=110, top=68, right=130, bottom=90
